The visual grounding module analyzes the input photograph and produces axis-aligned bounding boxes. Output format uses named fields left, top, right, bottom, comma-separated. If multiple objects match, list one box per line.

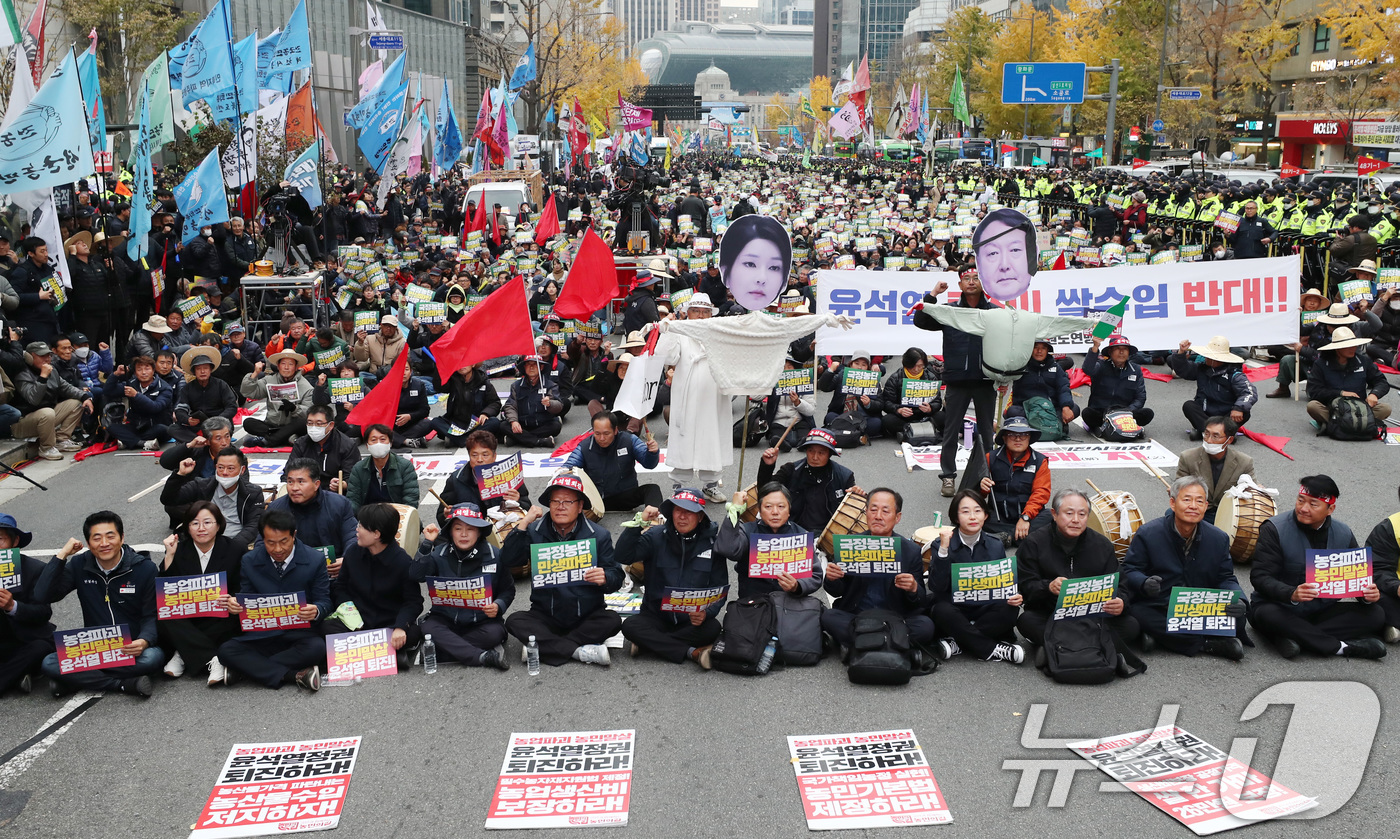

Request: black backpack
left=846, top=609, right=914, bottom=685
left=825, top=413, right=867, bottom=448
left=733, top=400, right=769, bottom=447
left=1096, top=409, right=1144, bottom=442
left=769, top=591, right=825, bottom=666
left=711, top=598, right=778, bottom=675
left=1040, top=616, right=1118, bottom=684
left=1326, top=396, right=1380, bottom=441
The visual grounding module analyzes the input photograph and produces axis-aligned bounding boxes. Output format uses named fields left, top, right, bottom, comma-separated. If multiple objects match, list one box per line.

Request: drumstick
left=337, top=470, right=344, bottom=494
left=1084, top=478, right=1104, bottom=496
left=428, top=487, right=449, bottom=507
left=127, top=476, right=167, bottom=503
left=773, top=416, right=802, bottom=450
left=641, top=418, right=654, bottom=445
left=1134, top=453, right=1173, bottom=491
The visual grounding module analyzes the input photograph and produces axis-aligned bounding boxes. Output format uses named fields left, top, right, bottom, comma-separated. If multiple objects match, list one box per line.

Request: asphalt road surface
left=1, top=366, right=1397, bottom=838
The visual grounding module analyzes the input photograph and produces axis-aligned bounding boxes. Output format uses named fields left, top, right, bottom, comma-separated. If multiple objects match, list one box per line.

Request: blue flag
left=346, top=52, right=404, bottom=129
left=270, top=0, right=310, bottom=74
left=174, top=149, right=230, bottom=244
left=0, top=50, right=94, bottom=191
left=168, top=38, right=190, bottom=90
left=433, top=80, right=462, bottom=172
left=284, top=140, right=323, bottom=210
left=127, top=90, right=153, bottom=261
left=256, top=29, right=292, bottom=93
left=181, top=0, right=235, bottom=107
left=544, top=103, right=555, bottom=124
left=358, top=79, right=407, bottom=173
left=508, top=43, right=536, bottom=90
left=76, top=47, right=106, bottom=163
left=212, top=31, right=258, bottom=120
left=627, top=132, right=649, bottom=165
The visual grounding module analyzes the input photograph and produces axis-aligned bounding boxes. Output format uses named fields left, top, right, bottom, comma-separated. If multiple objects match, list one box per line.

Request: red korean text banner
left=485, top=729, right=634, bottom=829
left=787, top=729, right=953, bottom=829
left=189, top=736, right=363, bottom=838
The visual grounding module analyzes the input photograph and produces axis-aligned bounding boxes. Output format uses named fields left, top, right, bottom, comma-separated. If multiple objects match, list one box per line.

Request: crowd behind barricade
left=1, top=154, right=1399, bottom=697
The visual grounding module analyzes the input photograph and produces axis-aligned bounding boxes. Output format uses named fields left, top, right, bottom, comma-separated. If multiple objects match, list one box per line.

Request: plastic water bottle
left=962, top=418, right=975, bottom=449
left=422, top=634, right=437, bottom=675
left=757, top=635, right=778, bottom=674
left=527, top=636, right=541, bottom=676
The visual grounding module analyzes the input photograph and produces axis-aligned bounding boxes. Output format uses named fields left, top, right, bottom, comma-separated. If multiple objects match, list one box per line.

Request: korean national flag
left=0, top=50, right=94, bottom=192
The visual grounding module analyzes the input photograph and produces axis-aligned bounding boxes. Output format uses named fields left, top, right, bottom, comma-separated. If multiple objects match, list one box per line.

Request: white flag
left=221, top=112, right=258, bottom=187
left=615, top=346, right=667, bottom=418
left=31, top=190, right=73, bottom=289
left=366, top=0, right=387, bottom=60
left=1, top=45, right=36, bottom=131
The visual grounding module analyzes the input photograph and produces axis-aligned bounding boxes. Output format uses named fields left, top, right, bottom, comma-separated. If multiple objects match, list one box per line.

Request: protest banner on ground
left=157, top=572, right=228, bottom=620
left=238, top=592, right=310, bottom=631
left=1165, top=587, right=1238, bottom=635
left=900, top=440, right=1178, bottom=472
left=1067, top=726, right=1315, bottom=835
left=816, top=258, right=1299, bottom=355
left=1053, top=572, right=1118, bottom=620
left=787, top=729, right=953, bottom=830
left=326, top=628, right=397, bottom=684
left=660, top=585, right=729, bottom=614
left=484, top=730, right=634, bottom=829
left=530, top=539, right=597, bottom=587
left=427, top=575, right=493, bottom=609
left=475, top=452, right=525, bottom=500
left=952, top=556, right=1017, bottom=603
left=53, top=624, right=133, bottom=674
left=0, top=548, right=20, bottom=588
left=189, top=736, right=363, bottom=837
left=832, top=535, right=901, bottom=575
left=245, top=452, right=673, bottom=491
left=1305, top=547, right=1372, bottom=598
left=749, top=532, right=815, bottom=579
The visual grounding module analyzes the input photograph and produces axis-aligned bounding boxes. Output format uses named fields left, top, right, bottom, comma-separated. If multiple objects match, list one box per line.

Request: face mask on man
left=1202, top=441, right=1226, bottom=455
left=306, top=425, right=330, bottom=442
left=215, top=473, right=241, bottom=490
left=368, top=442, right=392, bottom=458
left=75, top=346, right=90, bottom=359
left=1390, top=300, right=1400, bottom=311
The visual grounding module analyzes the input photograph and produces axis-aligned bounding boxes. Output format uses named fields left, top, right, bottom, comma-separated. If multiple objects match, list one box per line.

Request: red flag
left=238, top=182, right=258, bottom=218
left=114, top=180, right=132, bottom=197
left=1358, top=155, right=1393, bottom=176
left=345, top=350, right=409, bottom=431
left=490, top=208, right=501, bottom=246
left=1244, top=363, right=1279, bottom=382
left=1239, top=427, right=1294, bottom=460
left=1280, top=163, right=1306, bottom=179
left=431, top=277, right=537, bottom=383
left=1000, top=143, right=1016, bottom=154
left=1131, top=158, right=1150, bottom=170
left=534, top=192, right=560, bottom=245
left=551, top=430, right=593, bottom=457
left=1067, top=367, right=1091, bottom=389
left=1051, top=251, right=1068, bottom=271
left=466, top=196, right=487, bottom=234
left=852, top=55, right=870, bottom=93
left=553, top=228, right=619, bottom=320
left=1143, top=369, right=1173, bottom=383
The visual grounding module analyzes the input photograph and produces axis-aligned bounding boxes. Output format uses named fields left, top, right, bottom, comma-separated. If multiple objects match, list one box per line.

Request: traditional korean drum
left=1216, top=490, right=1276, bottom=563
left=817, top=489, right=869, bottom=556
left=389, top=503, right=422, bottom=555
left=1086, top=489, right=1143, bottom=561
left=912, top=525, right=945, bottom=575
left=739, top=482, right=760, bottom=523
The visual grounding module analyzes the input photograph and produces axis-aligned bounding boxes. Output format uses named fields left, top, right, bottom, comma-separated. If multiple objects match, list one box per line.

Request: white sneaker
left=936, top=638, right=961, bottom=660
left=574, top=644, right=611, bottom=666
left=142, top=439, right=161, bottom=452
left=1383, top=626, right=1400, bottom=645
left=207, top=657, right=227, bottom=686
left=58, top=439, right=83, bottom=452
left=702, top=483, right=726, bottom=503
left=989, top=642, right=1026, bottom=664
left=37, top=446, right=62, bottom=461
left=163, top=651, right=186, bottom=678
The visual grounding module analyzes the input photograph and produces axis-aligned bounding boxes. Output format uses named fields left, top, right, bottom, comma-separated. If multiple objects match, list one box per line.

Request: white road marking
left=0, top=693, right=101, bottom=791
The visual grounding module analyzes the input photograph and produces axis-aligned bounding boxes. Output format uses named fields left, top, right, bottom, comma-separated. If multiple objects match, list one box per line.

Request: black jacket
left=411, top=539, right=514, bottom=628
left=441, top=368, right=501, bottom=426
left=332, top=542, right=424, bottom=633
left=929, top=529, right=1007, bottom=605
left=160, top=472, right=267, bottom=550
left=1082, top=351, right=1147, bottom=411
left=621, top=288, right=659, bottom=334
left=499, top=516, right=623, bottom=629
left=1016, top=525, right=1122, bottom=614
left=756, top=457, right=857, bottom=534
left=160, top=534, right=244, bottom=593
left=1122, top=513, right=1242, bottom=608
left=1229, top=215, right=1274, bottom=259
left=289, top=430, right=363, bottom=483
left=826, top=531, right=927, bottom=615
left=68, top=255, right=115, bottom=312
left=0, top=553, right=55, bottom=644
left=1012, top=356, right=1075, bottom=410
left=1307, top=351, right=1390, bottom=404
left=1168, top=354, right=1257, bottom=415
left=8, top=257, right=59, bottom=342
left=175, top=377, right=239, bottom=425
left=913, top=292, right=995, bottom=383
left=617, top=519, right=725, bottom=624
left=34, top=546, right=160, bottom=646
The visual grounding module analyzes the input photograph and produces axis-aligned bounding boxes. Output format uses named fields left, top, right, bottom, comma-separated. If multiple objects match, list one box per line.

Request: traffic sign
left=1167, top=88, right=1201, bottom=101
left=1151, top=119, right=1164, bottom=132
left=1001, top=62, right=1087, bottom=105
left=367, top=32, right=404, bottom=50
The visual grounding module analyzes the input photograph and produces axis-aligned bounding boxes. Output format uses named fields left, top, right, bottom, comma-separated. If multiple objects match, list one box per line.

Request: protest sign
left=157, top=572, right=228, bottom=620
left=1337, top=279, right=1373, bottom=305
left=329, top=377, right=364, bottom=403
left=265, top=381, right=300, bottom=403
left=901, top=379, right=939, bottom=406
left=951, top=556, right=1017, bottom=603
left=312, top=546, right=336, bottom=567
left=325, top=628, right=397, bottom=684
left=353, top=310, right=379, bottom=331
left=312, top=345, right=345, bottom=370
left=1213, top=212, right=1240, bottom=234
left=485, top=730, right=634, bottom=829
left=1068, top=726, right=1315, bottom=835
left=189, top=737, right=363, bottom=837
left=238, top=592, right=310, bottom=631
left=427, top=575, right=493, bottom=609
left=787, top=730, right=953, bottom=830
left=659, top=585, right=729, bottom=614
left=177, top=295, right=212, bottom=322
left=416, top=301, right=447, bottom=324
left=1053, top=572, right=1118, bottom=619
left=1377, top=267, right=1400, bottom=292
left=53, top=624, right=133, bottom=674
left=776, top=367, right=816, bottom=396
left=749, top=532, right=815, bottom=579
left=832, top=535, right=901, bottom=576
left=474, top=451, right=524, bottom=500
left=1306, top=546, right=1372, bottom=598
left=0, top=548, right=20, bottom=588
left=1166, top=587, right=1238, bottom=636
left=530, top=539, right=597, bottom=588
left=901, top=440, right=1178, bottom=472
left=841, top=368, right=881, bottom=396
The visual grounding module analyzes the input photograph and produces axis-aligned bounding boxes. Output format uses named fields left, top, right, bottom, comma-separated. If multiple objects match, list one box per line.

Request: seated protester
left=155, top=349, right=183, bottom=405
left=1174, top=416, right=1255, bottom=525
left=1305, top=326, right=1391, bottom=435
left=1007, top=339, right=1079, bottom=435
left=127, top=315, right=171, bottom=362
left=172, top=347, right=238, bottom=444
left=262, top=458, right=358, bottom=576
left=1015, top=488, right=1138, bottom=650
left=161, top=447, right=266, bottom=550
left=439, top=429, right=529, bottom=527
left=385, top=359, right=433, bottom=447
left=100, top=354, right=174, bottom=450
left=502, top=354, right=564, bottom=448
left=1366, top=487, right=1400, bottom=641
left=928, top=491, right=1026, bottom=664
left=311, top=359, right=376, bottom=438
left=240, top=350, right=314, bottom=447
left=346, top=424, right=422, bottom=508
left=33, top=512, right=163, bottom=698
left=217, top=510, right=331, bottom=691
left=818, top=350, right=883, bottom=438
left=290, top=406, right=361, bottom=492
left=756, top=429, right=858, bottom=535
left=359, top=315, right=407, bottom=379
left=715, top=483, right=824, bottom=601
left=413, top=504, right=514, bottom=670
left=12, top=340, right=90, bottom=459
left=1248, top=475, right=1386, bottom=659
left=821, top=488, right=932, bottom=653
left=65, top=332, right=114, bottom=404
left=1268, top=301, right=1381, bottom=399
left=978, top=416, right=1052, bottom=546
left=1167, top=336, right=1257, bottom=439
left=209, top=333, right=253, bottom=404
left=1081, top=334, right=1153, bottom=433
left=500, top=474, right=625, bottom=667
left=878, top=347, right=942, bottom=443
left=0, top=514, right=55, bottom=695
left=1123, top=476, right=1247, bottom=659
left=297, top=326, right=348, bottom=378
left=51, top=334, right=99, bottom=437
left=155, top=502, right=244, bottom=683
left=323, top=503, right=424, bottom=669
left=763, top=357, right=818, bottom=451
left=223, top=322, right=264, bottom=366
left=163, top=308, right=201, bottom=357
left=159, top=416, right=234, bottom=479
left=562, top=412, right=662, bottom=512
left=430, top=362, right=503, bottom=448
left=618, top=488, right=726, bottom=669
left=621, top=269, right=661, bottom=333
left=535, top=332, right=575, bottom=419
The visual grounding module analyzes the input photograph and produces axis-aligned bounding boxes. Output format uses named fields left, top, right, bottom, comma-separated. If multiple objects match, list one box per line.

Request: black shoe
left=1033, top=645, right=1046, bottom=669
left=295, top=666, right=321, bottom=691
left=1139, top=632, right=1156, bottom=653
left=1264, top=386, right=1290, bottom=399
left=17, top=674, right=32, bottom=694
left=1203, top=637, right=1245, bottom=661
left=50, top=679, right=76, bottom=699
left=120, top=675, right=154, bottom=698
left=480, top=647, right=511, bottom=671
left=396, top=649, right=412, bottom=671
left=1114, top=653, right=1137, bottom=678
left=1188, top=429, right=1203, bottom=441
left=1342, top=638, right=1387, bottom=659
left=1274, top=637, right=1301, bottom=659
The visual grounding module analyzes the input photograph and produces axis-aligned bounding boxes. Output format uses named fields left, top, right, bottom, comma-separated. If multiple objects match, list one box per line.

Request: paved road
left=1, top=368, right=1397, bottom=837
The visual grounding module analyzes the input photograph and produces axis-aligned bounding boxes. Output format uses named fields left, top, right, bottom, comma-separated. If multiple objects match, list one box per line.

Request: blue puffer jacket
left=412, top=539, right=515, bottom=627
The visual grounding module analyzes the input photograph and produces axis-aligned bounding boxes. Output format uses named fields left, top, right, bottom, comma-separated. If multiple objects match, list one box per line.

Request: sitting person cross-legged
left=562, top=411, right=663, bottom=512
left=323, top=503, right=425, bottom=670
left=413, top=504, right=514, bottom=670
left=928, top=491, right=1025, bottom=664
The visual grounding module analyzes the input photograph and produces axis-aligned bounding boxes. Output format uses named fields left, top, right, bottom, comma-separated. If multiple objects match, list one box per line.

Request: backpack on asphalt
left=825, top=411, right=868, bottom=448
left=710, top=597, right=778, bottom=675
left=733, top=401, right=769, bottom=447
left=1096, top=409, right=1144, bottom=443
left=1023, top=396, right=1068, bottom=442
left=768, top=591, right=825, bottom=666
left=846, top=609, right=913, bottom=685
left=1040, top=616, right=1118, bottom=684
left=1326, top=396, right=1379, bottom=441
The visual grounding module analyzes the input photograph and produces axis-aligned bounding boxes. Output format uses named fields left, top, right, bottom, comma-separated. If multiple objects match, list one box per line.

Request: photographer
left=606, top=165, right=666, bottom=250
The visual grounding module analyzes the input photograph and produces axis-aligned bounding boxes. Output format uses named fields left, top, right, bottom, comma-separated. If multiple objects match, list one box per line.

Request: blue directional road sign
left=1001, top=62, right=1087, bottom=105
left=1151, top=119, right=1165, bottom=133
left=367, top=32, right=404, bottom=50
left=1167, top=88, right=1202, bottom=101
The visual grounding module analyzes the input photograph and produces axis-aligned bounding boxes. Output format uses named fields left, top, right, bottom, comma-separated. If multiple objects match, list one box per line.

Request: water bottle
left=422, top=634, right=437, bottom=675
left=756, top=635, right=778, bottom=674
left=962, top=418, right=975, bottom=449
left=527, top=635, right=541, bottom=676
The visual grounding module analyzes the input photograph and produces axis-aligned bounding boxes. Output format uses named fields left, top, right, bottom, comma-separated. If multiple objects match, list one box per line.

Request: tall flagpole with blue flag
left=174, top=148, right=231, bottom=243
left=128, top=87, right=153, bottom=260
left=433, top=79, right=462, bottom=173
left=0, top=48, right=94, bottom=192
left=508, top=43, right=536, bottom=91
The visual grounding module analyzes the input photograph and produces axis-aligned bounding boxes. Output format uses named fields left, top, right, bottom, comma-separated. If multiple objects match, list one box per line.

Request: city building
left=676, top=0, right=722, bottom=23
left=612, top=0, right=675, bottom=42
left=636, top=22, right=814, bottom=94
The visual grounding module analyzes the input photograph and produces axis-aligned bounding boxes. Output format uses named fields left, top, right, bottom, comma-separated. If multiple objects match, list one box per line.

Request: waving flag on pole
left=255, top=29, right=284, bottom=91
left=220, top=112, right=257, bottom=187
left=357, top=59, right=383, bottom=98
left=366, top=0, right=388, bottom=60
left=949, top=65, right=970, bottom=126
left=433, top=79, right=462, bottom=172
left=77, top=34, right=106, bottom=165
left=284, top=140, right=323, bottom=209
left=618, top=92, right=652, bottom=131
left=346, top=350, right=408, bottom=431
left=832, top=61, right=853, bottom=100
left=213, top=31, right=258, bottom=120
left=141, top=52, right=175, bottom=147
left=358, top=78, right=408, bottom=173
left=181, top=0, right=235, bottom=107
left=269, top=0, right=310, bottom=74
left=378, top=103, right=418, bottom=203
left=2, top=41, right=35, bottom=130
left=174, top=148, right=230, bottom=244
left=431, top=277, right=536, bottom=382
left=21, top=0, right=42, bottom=87
left=508, top=43, right=536, bottom=91
left=128, top=89, right=153, bottom=260
left=0, top=50, right=94, bottom=191
left=827, top=100, right=861, bottom=140
left=347, top=51, right=404, bottom=129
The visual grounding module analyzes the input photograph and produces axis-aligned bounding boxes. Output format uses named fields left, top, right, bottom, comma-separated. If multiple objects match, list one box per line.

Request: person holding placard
left=156, top=502, right=243, bottom=684
left=0, top=514, right=55, bottom=696
left=1081, top=334, right=1153, bottom=434
left=414, top=504, right=514, bottom=670
left=877, top=347, right=942, bottom=444
left=763, top=356, right=818, bottom=451
left=757, top=429, right=859, bottom=534
left=1122, top=477, right=1247, bottom=659
left=324, top=504, right=425, bottom=670
left=439, top=429, right=529, bottom=527
left=1248, top=476, right=1385, bottom=659
left=430, top=363, right=504, bottom=448
left=822, top=488, right=931, bottom=653
left=929, top=490, right=1025, bottom=664
left=716, top=482, right=823, bottom=601
left=818, top=351, right=884, bottom=437
left=240, top=351, right=315, bottom=447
